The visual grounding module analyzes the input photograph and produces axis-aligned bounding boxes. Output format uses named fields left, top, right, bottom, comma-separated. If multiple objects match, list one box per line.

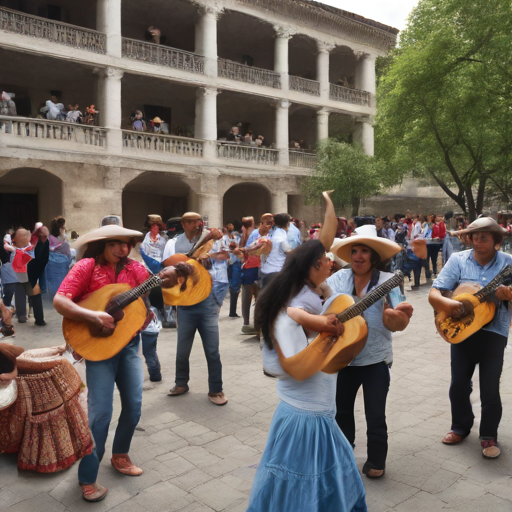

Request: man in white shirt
left=410, top=215, right=422, bottom=239
left=260, top=213, right=291, bottom=287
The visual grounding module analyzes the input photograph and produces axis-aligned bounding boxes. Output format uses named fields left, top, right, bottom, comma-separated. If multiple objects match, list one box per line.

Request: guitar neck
left=473, top=264, right=512, bottom=302
left=114, top=274, right=163, bottom=309
left=337, top=272, right=404, bottom=324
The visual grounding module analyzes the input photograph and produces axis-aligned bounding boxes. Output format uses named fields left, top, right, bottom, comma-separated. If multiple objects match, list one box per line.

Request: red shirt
left=432, top=222, right=446, bottom=240
left=57, top=258, right=149, bottom=302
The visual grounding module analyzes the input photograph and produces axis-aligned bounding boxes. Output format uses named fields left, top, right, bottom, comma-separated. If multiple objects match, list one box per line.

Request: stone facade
left=0, top=0, right=396, bottom=235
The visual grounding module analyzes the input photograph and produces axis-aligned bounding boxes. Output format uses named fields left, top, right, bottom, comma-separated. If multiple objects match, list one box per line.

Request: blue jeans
left=141, top=331, right=161, bottom=380
left=228, top=260, right=242, bottom=294
left=211, top=281, right=229, bottom=308
left=176, top=293, right=223, bottom=393
left=78, top=335, right=143, bottom=484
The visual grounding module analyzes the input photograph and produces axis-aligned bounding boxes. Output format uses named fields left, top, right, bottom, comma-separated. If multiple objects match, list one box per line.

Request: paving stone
left=394, top=490, right=447, bottom=511
left=169, top=468, right=213, bottom=492
left=132, top=481, right=191, bottom=511
left=7, top=493, right=65, bottom=512
left=190, top=480, right=247, bottom=512
left=420, top=468, right=460, bottom=494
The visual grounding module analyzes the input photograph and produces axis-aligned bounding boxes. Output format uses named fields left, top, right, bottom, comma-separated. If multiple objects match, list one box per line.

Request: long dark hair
left=50, top=216, right=66, bottom=238
left=255, top=240, right=326, bottom=350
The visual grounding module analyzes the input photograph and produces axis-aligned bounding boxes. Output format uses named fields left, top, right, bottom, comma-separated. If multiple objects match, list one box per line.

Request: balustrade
left=218, top=59, right=281, bottom=89
left=0, top=116, right=107, bottom=147
left=289, top=150, right=317, bottom=169
left=0, top=7, right=106, bottom=53
left=123, top=130, right=204, bottom=157
left=329, top=83, right=371, bottom=106
left=217, top=142, right=279, bottom=165
left=122, top=38, right=205, bottom=74
left=289, top=76, right=320, bottom=96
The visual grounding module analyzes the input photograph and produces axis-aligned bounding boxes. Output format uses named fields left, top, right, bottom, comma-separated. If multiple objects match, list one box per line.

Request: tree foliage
left=376, top=0, right=512, bottom=220
left=304, top=140, right=381, bottom=216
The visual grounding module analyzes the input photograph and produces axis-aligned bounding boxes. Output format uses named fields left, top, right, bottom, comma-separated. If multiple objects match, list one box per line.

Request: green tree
left=376, top=0, right=512, bottom=220
left=304, top=139, right=380, bottom=216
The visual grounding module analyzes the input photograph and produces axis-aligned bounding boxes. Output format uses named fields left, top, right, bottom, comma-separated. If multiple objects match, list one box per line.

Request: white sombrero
left=330, top=225, right=402, bottom=262
left=73, top=225, right=144, bottom=260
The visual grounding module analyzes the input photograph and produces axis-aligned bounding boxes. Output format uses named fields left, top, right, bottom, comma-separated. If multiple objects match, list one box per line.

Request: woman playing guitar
left=53, top=225, right=189, bottom=502
left=428, top=217, right=512, bottom=459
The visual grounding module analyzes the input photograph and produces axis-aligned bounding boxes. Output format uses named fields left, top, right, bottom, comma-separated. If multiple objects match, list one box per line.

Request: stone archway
left=122, top=172, right=196, bottom=230
left=0, top=167, right=63, bottom=235
left=223, top=182, right=271, bottom=227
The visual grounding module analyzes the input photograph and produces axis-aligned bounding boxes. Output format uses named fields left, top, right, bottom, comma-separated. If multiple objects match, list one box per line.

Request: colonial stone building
left=0, top=0, right=397, bottom=234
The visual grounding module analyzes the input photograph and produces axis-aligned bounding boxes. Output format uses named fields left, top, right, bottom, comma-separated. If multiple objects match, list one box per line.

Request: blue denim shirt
left=433, top=250, right=512, bottom=337
left=326, top=269, right=402, bottom=366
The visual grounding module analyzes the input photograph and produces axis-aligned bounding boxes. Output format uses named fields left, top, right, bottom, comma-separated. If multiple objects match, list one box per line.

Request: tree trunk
left=351, top=197, right=360, bottom=217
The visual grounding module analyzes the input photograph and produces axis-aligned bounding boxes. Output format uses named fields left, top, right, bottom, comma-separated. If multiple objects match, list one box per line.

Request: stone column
left=273, top=25, right=294, bottom=91
left=195, top=87, right=218, bottom=158
left=355, top=51, right=376, bottom=95
left=316, top=41, right=334, bottom=99
left=195, top=5, right=222, bottom=77
left=271, top=190, right=288, bottom=214
left=274, top=100, right=290, bottom=166
left=96, top=0, right=122, bottom=57
left=316, top=109, right=330, bottom=143
left=96, top=67, right=124, bottom=153
left=198, top=174, right=221, bottom=227
left=354, top=117, right=374, bottom=156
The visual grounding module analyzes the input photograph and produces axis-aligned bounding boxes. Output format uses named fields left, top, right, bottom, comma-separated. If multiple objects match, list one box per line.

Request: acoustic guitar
left=276, top=271, right=404, bottom=376
left=63, top=274, right=164, bottom=361
left=435, top=264, right=512, bottom=344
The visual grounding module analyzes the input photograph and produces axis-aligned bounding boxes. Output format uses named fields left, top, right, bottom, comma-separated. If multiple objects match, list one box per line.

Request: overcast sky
left=320, top=0, right=420, bottom=32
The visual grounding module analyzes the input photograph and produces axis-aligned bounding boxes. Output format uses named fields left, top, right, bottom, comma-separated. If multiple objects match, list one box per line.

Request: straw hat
left=181, top=212, right=202, bottom=222
left=0, top=344, right=24, bottom=411
left=330, top=225, right=402, bottom=262
left=453, top=217, right=506, bottom=236
left=151, top=117, right=163, bottom=123
left=73, top=225, right=143, bottom=260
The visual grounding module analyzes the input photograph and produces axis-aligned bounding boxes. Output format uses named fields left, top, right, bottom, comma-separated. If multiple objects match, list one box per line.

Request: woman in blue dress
left=247, top=237, right=367, bottom=512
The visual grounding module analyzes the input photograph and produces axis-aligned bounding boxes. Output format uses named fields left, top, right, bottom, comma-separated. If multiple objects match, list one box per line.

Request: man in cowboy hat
left=327, top=225, right=413, bottom=479
left=53, top=224, right=189, bottom=502
left=429, top=217, right=512, bottom=459
left=162, top=212, right=228, bottom=406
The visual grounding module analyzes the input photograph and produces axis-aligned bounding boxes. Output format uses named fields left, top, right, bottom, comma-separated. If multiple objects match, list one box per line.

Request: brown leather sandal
left=442, top=431, right=466, bottom=445
left=80, top=482, right=108, bottom=502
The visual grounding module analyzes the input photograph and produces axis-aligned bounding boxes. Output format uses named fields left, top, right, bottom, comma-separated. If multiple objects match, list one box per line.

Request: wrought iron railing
left=329, top=83, right=371, bottom=106
left=122, top=38, right=205, bottom=74
left=123, top=130, right=204, bottom=157
left=0, top=116, right=107, bottom=147
left=0, top=7, right=106, bottom=54
left=289, top=76, right=320, bottom=96
left=218, top=59, right=281, bottom=89
left=289, top=150, right=317, bottom=169
left=217, top=142, right=279, bottom=165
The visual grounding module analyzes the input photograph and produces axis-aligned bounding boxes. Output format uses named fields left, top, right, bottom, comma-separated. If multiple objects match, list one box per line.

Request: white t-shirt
left=262, top=286, right=337, bottom=412
left=261, top=227, right=288, bottom=274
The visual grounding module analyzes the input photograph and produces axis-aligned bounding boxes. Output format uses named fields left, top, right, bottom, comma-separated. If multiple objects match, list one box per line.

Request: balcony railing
left=217, top=142, right=279, bottom=165
left=123, top=130, right=204, bottom=157
left=0, top=116, right=107, bottom=147
left=122, top=38, right=205, bottom=75
left=329, top=83, right=371, bottom=107
left=218, top=59, right=281, bottom=89
left=289, top=76, right=320, bottom=96
left=0, top=7, right=106, bottom=54
left=289, top=150, right=317, bottom=169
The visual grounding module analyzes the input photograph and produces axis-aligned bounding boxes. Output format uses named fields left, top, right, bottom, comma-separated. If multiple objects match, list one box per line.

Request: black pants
left=427, top=244, right=441, bottom=274
left=336, top=361, right=390, bottom=470
left=450, top=329, right=507, bottom=440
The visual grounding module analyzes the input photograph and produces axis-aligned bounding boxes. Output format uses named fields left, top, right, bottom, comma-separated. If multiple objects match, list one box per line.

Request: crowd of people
left=1, top=202, right=512, bottom=510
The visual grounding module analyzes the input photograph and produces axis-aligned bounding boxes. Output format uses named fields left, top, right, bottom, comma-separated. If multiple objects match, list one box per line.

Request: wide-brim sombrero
left=452, top=217, right=506, bottom=237
left=330, top=225, right=402, bottom=263
left=73, top=225, right=144, bottom=260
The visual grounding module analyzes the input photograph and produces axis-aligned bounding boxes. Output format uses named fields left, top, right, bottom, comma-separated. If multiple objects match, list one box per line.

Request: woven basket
left=17, top=345, right=67, bottom=374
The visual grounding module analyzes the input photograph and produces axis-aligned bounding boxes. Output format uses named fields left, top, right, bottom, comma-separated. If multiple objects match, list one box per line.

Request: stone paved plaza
left=1, top=282, right=512, bottom=512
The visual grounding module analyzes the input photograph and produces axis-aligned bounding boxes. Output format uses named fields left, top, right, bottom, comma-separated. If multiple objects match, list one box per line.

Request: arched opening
left=329, top=45, right=358, bottom=88
left=223, top=182, right=271, bottom=226
left=0, top=168, right=63, bottom=235
left=289, top=34, right=317, bottom=80
left=122, top=172, right=196, bottom=230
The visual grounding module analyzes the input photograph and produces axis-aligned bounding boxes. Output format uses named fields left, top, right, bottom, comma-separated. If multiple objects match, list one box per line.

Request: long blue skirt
left=247, top=401, right=367, bottom=512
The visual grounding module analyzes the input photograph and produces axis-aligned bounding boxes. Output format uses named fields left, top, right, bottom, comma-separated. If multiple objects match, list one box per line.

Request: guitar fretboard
left=337, top=271, right=404, bottom=324
left=114, top=274, right=163, bottom=309
left=474, top=264, right=512, bottom=302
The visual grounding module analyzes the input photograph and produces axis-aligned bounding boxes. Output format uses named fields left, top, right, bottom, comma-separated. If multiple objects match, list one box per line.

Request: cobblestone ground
left=1, top=279, right=512, bottom=512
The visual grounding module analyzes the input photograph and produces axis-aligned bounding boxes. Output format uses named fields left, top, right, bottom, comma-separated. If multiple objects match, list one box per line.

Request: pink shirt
left=57, top=257, right=149, bottom=302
